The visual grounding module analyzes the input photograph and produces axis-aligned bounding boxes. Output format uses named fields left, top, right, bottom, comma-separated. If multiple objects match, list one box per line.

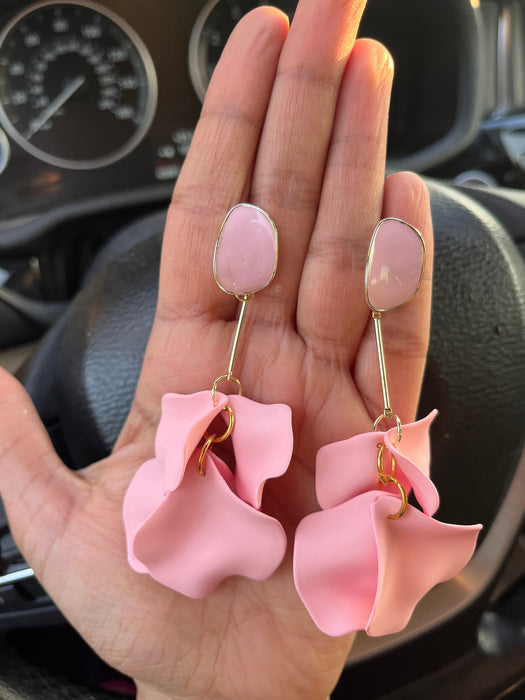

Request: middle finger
left=250, top=0, right=368, bottom=322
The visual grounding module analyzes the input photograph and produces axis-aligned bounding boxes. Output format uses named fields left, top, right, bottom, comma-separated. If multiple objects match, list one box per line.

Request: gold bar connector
left=227, top=294, right=250, bottom=380
left=372, top=311, right=392, bottom=417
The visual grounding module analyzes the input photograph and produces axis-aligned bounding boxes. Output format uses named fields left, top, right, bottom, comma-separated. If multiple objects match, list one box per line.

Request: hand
left=0, top=1, right=433, bottom=698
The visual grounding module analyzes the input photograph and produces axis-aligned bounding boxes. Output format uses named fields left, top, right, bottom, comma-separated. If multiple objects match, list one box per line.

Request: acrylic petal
left=385, top=410, right=437, bottom=479
left=132, top=451, right=287, bottom=598
left=367, top=494, right=482, bottom=636
left=156, top=391, right=228, bottom=493
left=316, top=431, right=380, bottom=509
left=294, top=490, right=481, bottom=638
left=293, top=493, right=380, bottom=636
left=385, top=411, right=439, bottom=515
left=123, top=457, right=166, bottom=574
left=123, top=455, right=233, bottom=574
left=316, top=412, right=438, bottom=512
left=228, top=395, right=293, bottom=508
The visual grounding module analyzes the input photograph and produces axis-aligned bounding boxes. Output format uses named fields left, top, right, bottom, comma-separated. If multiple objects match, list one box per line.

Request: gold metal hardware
left=376, top=441, right=408, bottom=519
left=197, top=405, right=235, bottom=476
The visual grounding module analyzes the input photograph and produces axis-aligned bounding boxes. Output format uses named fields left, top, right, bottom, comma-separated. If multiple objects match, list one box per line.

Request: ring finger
left=297, top=38, right=394, bottom=363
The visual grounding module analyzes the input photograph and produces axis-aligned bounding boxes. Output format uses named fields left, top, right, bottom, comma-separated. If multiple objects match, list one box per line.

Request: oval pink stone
left=214, top=204, right=278, bottom=295
left=366, top=219, right=425, bottom=312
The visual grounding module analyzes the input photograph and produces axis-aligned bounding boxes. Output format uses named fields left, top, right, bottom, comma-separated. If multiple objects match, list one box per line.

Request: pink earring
left=123, top=204, right=293, bottom=598
left=293, top=218, right=482, bottom=637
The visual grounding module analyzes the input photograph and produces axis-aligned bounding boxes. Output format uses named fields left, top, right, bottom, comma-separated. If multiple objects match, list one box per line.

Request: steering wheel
left=7, top=178, right=525, bottom=698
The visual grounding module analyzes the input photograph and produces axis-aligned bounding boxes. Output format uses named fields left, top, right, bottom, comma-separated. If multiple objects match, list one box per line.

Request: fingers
left=0, top=369, right=83, bottom=581
left=297, top=39, right=394, bottom=360
left=250, top=0, right=368, bottom=322
left=354, top=171, right=434, bottom=423
left=158, top=7, right=289, bottom=321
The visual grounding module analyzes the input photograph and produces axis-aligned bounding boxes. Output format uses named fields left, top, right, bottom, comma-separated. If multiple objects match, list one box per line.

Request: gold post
left=372, top=311, right=392, bottom=417
left=227, top=294, right=250, bottom=380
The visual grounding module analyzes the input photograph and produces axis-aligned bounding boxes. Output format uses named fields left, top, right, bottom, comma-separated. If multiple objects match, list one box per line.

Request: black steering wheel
left=5, top=178, right=525, bottom=699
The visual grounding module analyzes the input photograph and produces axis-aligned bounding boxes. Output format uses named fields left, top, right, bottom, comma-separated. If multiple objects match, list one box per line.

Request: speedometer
left=189, top=0, right=298, bottom=102
left=0, top=0, right=157, bottom=170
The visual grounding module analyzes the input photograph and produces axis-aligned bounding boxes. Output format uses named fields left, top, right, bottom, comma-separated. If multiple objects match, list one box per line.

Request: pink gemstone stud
left=211, top=203, right=278, bottom=401
left=365, top=218, right=425, bottom=313
left=214, top=204, right=278, bottom=296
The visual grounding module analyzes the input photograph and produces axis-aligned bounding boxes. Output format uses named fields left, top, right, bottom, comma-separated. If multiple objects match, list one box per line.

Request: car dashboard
left=0, top=2, right=524, bottom=699
left=0, top=0, right=519, bottom=226
left=0, top=0, right=202, bottom=222
left=0, top=0, right=520, bottom=387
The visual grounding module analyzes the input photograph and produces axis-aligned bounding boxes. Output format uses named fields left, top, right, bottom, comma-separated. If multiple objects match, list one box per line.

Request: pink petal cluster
left=123, top=391, right=293, bottom=598
left=293, top=412, right=482, bottom=637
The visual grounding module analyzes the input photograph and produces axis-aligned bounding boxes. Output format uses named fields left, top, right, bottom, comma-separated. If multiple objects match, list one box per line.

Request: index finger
left=251, top=0, right=368, bottom=322
left=157, top=8, right=289, bottom=322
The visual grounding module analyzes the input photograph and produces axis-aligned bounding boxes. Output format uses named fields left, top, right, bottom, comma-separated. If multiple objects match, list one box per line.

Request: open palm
left=0, top=1, right=433, bottom=698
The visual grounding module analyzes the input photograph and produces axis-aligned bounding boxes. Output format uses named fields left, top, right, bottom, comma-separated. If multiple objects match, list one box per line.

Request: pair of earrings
left=123, top=204, right=481, bottom=638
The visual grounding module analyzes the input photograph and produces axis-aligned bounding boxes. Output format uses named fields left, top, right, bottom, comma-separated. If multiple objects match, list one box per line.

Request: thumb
left=0, top=368, right=84, bottom=584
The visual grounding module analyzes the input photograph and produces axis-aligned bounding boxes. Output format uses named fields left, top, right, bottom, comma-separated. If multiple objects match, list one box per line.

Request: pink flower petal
left=316, top=412, right=438, bottom=514
left=293, top=491, right=481, bottom=637
left=156, top=392, right=228, bottom=493
left=294, top=493, right=379, bottom=636
left=131, top=451, right=287, bottom=598
left=123, top=390, right=292, bottom=597
left=228, top=395, right=293, bottom=508
left=385, top=410, right=437, bottom=479
left=368, top=494, right=481, bottom=636
left=123, top=457, right=166, bottom=574
left=124, top=454, right=235, bottom=574
left=316, top=431, right=380, bottom=509
left=386, top=410, right=439, bottom=516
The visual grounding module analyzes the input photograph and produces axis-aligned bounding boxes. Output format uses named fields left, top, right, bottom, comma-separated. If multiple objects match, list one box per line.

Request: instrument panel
left=188, top=0, right=298, bottom=101
left=0, top=0, right=482, bottom=224
left=0, top=0, right=203, bottom=220
left=0, top=1, right=157, bottom=170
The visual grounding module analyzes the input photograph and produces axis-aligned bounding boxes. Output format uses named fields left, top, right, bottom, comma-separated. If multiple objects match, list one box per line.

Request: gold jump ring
left=377, top=441, right=398, bottom=478
left=377, top=441, right=407, bottom=519
left=204, top=405, right=235, bottom=443
left=373, top=412, right=402, bottom=446
left=198, top=405, right=235, bottom=475
left=211, top=375, right=242, bottom=404
left=197, top=435, right=216, bottom=476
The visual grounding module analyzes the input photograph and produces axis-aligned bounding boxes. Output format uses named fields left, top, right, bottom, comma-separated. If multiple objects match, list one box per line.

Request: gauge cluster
left=0, top=1, right=157, bottom=169
left=0, top=0, right=485, bottom=227
left=0, top=0, right=204, bottom=222
left=189, top=0, right=298, bottom=101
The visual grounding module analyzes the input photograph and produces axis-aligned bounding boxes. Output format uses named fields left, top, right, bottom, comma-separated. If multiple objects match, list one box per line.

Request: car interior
left=0, top=0, right=524, bottom=698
